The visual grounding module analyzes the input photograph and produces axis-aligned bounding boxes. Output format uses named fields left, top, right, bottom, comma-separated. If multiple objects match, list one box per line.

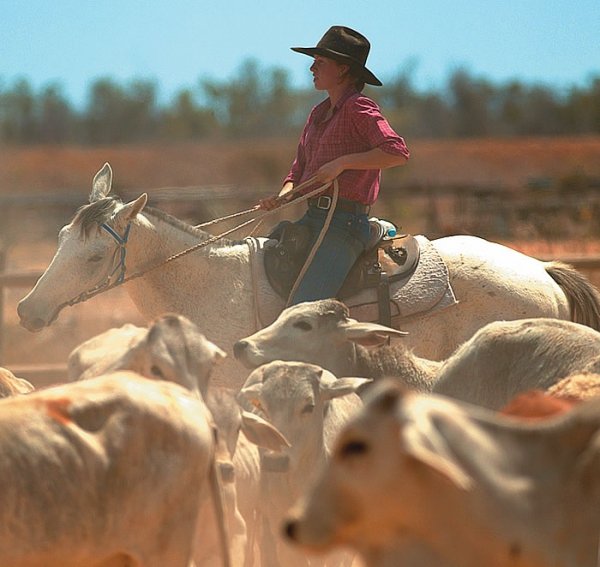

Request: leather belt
left=308, top=195, right=370, bottom=215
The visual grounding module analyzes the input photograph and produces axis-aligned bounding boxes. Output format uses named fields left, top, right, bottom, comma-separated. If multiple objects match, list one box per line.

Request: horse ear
left=90, top=163, right=113, bottom=202
left=117, top=194, right=148, bottom=222
left=339, top=319, right=408, bottom=347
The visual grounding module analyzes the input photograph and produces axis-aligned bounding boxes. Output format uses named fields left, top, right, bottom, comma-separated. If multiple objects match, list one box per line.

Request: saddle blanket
left=247, top=234, right=458, bottom=328
left=347, top=234, right=458, bottom=323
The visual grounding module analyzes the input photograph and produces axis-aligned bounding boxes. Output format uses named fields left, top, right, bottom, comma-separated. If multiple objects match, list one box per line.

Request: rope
left=286, top=179, right=339, bottom=307
left=194, top=206, right=259, bottom=229
left=57, top=176, right=333, bottom=311
left=193, top=174, right=319, bottom=229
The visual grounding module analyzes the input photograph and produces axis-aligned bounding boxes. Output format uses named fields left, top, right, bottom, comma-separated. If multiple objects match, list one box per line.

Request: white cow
left=67, top=322, right=146, bottom=381
left=234, top=299, right=435, bottom=390
left=284, top=381, right=600, bottom=567
left=236, top=299, right=600, bottom=410
left=432, top=317, right=600, bottom=408
left=239, top=361, right=369, bottom=567
left=206, top=387, right=291, bottom=567
left=0, top=366, right=34, bottom=397
left=70, top=313, right=288, bottom=566
left=0, top=372, right=222, bottom=567
left=70, top=314, right=225, bottom=397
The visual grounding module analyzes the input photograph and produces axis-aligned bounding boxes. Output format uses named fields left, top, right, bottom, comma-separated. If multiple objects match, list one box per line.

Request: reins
left=286, top=180, right=339, bottom=306
left=56, top=176, right=335, bottom=312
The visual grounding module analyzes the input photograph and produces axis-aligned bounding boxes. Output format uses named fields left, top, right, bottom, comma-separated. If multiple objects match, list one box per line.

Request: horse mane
left=72, top=196, right=238, bottom=246
left=73, top=198, right=121, bottom=238
left=143, top=205, right=238, bottom=246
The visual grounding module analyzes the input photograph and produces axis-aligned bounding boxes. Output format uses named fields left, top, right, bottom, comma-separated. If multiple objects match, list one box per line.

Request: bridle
left=54, top=221, right=133, bottom=313
left=55, top=177, right=334, bottom=312
left=100, top=222, right=131, bottom=284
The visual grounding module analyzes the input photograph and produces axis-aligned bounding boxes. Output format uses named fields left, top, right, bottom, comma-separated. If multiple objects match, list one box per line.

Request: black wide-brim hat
left=291, top=25, right=382, bottom=87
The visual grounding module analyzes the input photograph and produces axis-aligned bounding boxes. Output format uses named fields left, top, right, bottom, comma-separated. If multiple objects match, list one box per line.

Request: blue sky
left=1, top=0, right=598, bottom=107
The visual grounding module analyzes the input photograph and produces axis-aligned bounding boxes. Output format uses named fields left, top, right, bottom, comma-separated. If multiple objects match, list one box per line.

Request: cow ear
left=401, top=427, right=472, bottom=492
left=237, top=382, right=263, bottom=407
left=339, top=319, right=408, bottom=347
left=363, top=380, right=406, bottom=413
left=107, top=335, right=148, bottom=376
left=240, top=411, right=291, bottom=451
left=321, top=377, right=372, bottom=400
left=90, top=163, right=113, bottom=202
left=209, top=342, right=227, bottom=362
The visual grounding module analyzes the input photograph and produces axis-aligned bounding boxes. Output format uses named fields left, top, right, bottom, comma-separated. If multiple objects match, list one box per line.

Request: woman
left=259, top=25, right=410, bottom=305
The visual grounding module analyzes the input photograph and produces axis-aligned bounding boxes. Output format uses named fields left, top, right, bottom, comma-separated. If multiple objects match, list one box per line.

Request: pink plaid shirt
left=284, top=87, right=410, bottom=205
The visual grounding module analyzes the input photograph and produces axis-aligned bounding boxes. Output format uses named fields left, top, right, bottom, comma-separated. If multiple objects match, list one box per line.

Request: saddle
left=263, top=219, right=420, bottom=325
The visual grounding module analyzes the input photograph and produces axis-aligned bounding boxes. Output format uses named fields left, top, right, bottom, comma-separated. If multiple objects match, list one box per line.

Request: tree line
left=1, top=60, right=598, bottom=145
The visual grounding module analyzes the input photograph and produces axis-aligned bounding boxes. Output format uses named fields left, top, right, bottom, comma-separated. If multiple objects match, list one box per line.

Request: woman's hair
left=340, top=61, right=365, bottom=91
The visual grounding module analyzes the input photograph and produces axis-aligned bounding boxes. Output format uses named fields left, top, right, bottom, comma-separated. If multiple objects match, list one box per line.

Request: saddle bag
left=264, top=219, right=412, bottom=302
left=264, top=221, right=313, bottom=299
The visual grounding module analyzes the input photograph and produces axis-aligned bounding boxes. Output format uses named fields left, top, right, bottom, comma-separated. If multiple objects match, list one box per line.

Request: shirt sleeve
left=351, top=96, right=410, bottom=159
left=283, top=106, right=315, bottom=184
left=283, top=144, right=304, bottom=185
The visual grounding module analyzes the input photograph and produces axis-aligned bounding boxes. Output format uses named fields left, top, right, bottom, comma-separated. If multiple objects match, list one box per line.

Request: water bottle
left=371, top=217, right=398, bottom=239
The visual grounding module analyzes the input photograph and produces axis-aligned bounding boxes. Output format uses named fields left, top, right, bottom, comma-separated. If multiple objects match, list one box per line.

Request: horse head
left=17, top=163, right=147, bottom=331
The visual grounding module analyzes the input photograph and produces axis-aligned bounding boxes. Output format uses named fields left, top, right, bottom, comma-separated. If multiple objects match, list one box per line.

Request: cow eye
left=339, top=440, right=369, bottom=458
left=293, top=320, right=313, bottom=331
left=150, top=365, right=164, bottom=378
left=251, top=399, right=266, bottom=415
left=301, top=403, right=315, bottom=414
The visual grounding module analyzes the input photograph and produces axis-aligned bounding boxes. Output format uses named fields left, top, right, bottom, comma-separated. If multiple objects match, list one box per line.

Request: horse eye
left=150, top=365, right=164, bottom=378
left=293, top=320, right=313, bottom=331
left=88, top=254, right=104, bottom=263
left=301, top=403, right=315, bottom=415
left=339, top=440, right=369, bottom=458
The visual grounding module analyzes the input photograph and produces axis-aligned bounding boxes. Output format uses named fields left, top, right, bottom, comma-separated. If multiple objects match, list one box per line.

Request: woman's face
left=310, top=55, right=350, bottom=91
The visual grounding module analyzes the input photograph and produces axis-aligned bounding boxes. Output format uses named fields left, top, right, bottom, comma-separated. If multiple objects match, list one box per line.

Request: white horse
left=17, top=164, right=600, bottom=388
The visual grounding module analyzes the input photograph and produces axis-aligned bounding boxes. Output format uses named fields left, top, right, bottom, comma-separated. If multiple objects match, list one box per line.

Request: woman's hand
left=257, top=181, right=296, bottom=210
left=314, top=158, right=345, bottom=185
left=257, top=195, right=282, bottom=211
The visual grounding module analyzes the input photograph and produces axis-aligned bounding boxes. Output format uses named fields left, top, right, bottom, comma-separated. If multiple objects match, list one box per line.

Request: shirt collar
left=315, top=86, right=359, bottom=122
left=332, top=86, right=359, bottom=110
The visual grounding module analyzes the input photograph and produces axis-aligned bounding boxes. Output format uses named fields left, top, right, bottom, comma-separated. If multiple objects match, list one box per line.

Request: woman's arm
left=313, top=147, right=408, bottom=185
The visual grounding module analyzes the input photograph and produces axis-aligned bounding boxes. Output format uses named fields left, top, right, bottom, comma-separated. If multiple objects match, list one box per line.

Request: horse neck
left=129, top=210, right=213, bottom=266
left=123, top=209, right=251, bottom=323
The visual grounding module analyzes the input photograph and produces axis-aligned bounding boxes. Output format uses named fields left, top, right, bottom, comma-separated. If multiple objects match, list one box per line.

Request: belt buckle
left=316, top=195, right=332, bottom=210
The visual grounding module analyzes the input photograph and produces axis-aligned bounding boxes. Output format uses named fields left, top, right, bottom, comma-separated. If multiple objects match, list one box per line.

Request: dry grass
left=2, top=137, right=599, bottom=194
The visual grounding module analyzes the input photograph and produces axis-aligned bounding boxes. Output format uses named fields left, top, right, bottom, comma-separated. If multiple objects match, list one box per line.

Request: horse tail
left=545, top=261, right=600, bottom=331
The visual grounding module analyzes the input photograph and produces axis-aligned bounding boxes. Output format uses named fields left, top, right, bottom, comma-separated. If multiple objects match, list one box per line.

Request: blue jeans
left=288, top=207, right=371, bottom=305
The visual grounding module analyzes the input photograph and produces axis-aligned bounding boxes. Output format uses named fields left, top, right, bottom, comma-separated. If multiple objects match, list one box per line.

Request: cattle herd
left=2, top=298, right=600, bottom=566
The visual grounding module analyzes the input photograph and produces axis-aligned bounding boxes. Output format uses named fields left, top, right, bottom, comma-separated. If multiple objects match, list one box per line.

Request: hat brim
left=291, top=46, right=383, bottom=86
